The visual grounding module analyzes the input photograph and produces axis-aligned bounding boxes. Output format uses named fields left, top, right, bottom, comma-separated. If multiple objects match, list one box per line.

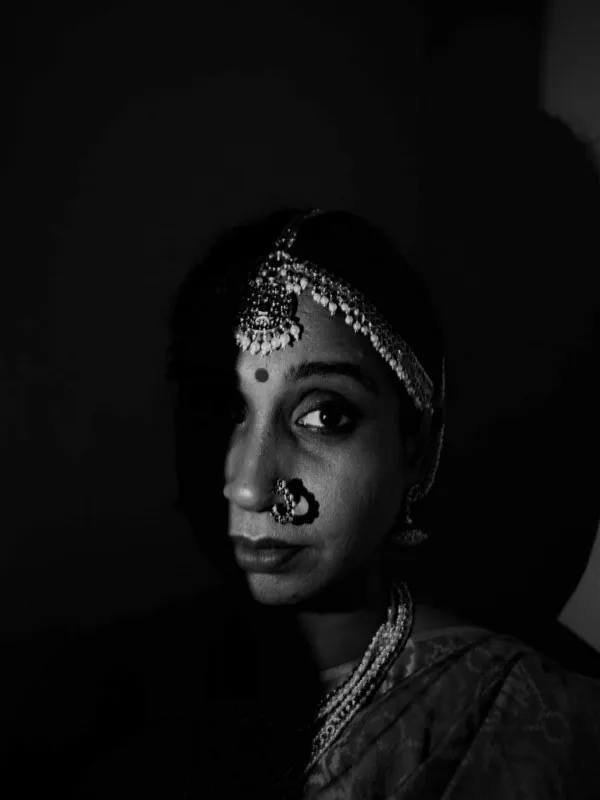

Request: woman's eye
left=296, top=401, right=356, bottom=434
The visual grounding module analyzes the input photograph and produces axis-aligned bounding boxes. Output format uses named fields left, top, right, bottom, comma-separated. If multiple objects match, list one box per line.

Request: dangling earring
left=398, top=485, right=429, bottom=546
left=398, top=411, right=446, bottom=547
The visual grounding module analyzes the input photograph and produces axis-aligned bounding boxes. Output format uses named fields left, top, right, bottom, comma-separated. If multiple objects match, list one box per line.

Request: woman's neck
left=238, top=566, right=393, bottom=680
left=295, top=598, right=388, bottom=671
left=289, top=566, right=390, bottom=671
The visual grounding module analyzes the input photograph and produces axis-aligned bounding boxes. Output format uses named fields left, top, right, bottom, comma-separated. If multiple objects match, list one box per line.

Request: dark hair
left=165, top=208, right=445, bottom=571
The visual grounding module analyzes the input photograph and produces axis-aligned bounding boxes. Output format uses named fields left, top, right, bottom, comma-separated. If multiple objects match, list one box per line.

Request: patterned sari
left=304, top=626, right=600, bottom=799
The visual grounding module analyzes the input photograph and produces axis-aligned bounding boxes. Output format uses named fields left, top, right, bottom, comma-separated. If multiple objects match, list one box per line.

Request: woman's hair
left=165, top=208, right=445, bottom=569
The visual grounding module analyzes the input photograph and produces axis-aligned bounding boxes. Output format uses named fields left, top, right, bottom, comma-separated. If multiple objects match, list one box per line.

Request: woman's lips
left=231, top=535, right=299, bottom=549
left=231, top=536, right=305, bottom=573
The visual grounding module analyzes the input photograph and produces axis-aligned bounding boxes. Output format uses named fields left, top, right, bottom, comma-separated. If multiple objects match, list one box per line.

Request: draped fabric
left=73, top=608, right=600, bottom=799
left=304, top=627, right=600, bottom=799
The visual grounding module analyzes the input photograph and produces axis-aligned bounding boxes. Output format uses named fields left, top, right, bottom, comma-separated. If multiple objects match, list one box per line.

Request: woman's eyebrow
left=284, top=361, right=379, bottom=396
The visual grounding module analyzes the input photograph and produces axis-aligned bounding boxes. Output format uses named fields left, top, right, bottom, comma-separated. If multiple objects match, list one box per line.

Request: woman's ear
left=405, top=410, right=436, bottom=488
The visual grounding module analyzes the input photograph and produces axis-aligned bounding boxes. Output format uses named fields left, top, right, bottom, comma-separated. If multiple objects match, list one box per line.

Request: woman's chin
left=244, top=572, right=310, bottom=605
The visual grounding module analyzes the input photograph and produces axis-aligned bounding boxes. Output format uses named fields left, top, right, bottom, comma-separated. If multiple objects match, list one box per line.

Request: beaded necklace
left=305, top=581, right=414, bottom=773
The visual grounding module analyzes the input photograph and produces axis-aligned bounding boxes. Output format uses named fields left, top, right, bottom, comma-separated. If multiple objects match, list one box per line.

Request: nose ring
left=270, top=479, right=297, bottom=524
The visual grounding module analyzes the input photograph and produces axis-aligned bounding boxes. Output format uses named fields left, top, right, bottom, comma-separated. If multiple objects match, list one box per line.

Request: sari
left=304, top=626, right=600, bottom=799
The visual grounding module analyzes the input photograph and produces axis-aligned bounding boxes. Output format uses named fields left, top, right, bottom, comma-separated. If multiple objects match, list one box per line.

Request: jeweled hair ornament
left=235, top=208, right=438, bottom=412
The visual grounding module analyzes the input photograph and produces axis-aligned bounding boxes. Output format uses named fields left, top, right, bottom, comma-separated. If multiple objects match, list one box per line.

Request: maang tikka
left=234, top=209, right=445, bottom=542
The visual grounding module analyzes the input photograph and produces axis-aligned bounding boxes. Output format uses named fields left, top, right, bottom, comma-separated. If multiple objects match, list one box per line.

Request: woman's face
left=223, top=293, right=411, bottom=607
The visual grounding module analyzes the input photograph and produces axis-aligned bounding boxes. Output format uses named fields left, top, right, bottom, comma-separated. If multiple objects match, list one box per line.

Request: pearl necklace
left=305, top=582, right=414, bottom=773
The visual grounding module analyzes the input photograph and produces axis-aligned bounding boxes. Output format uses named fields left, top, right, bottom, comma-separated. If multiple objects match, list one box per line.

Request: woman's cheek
left=321, top=465, right=382, bottom=532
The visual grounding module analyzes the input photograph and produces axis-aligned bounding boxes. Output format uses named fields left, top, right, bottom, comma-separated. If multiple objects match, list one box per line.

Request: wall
left=542, top=0, right=600, bottom=652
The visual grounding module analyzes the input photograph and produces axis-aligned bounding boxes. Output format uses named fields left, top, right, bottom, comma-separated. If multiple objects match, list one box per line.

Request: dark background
left=3, top=0, right=600, bottom=693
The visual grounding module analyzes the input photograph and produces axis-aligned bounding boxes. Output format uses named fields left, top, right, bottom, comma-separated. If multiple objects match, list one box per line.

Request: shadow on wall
left=419, top=111, right=600, bottom=643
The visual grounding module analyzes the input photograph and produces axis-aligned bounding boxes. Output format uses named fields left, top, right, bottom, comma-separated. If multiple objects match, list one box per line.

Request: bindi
left=254, top=368, right=269, bottom=383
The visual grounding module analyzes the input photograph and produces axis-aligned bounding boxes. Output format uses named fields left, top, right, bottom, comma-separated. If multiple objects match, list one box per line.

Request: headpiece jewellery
left=235, top=209, right=435, bottom=412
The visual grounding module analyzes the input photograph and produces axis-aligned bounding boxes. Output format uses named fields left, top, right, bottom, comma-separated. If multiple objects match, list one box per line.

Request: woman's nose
left=223, top=479, right=274, bottom=513
left=223, top=427, right=280, bottom=513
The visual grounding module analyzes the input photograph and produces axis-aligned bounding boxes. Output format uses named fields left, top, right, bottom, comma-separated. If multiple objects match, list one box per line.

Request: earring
left=398, top=485, right=429, bottom=546
left=397, top=414, right=445, bottom=547
left=270, top=479, right=297, bottom=524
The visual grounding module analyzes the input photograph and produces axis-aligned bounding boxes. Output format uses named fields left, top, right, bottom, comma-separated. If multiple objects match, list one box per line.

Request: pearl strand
left=317, top=619, right=391, bottom=718
left=305, top=583, right=413, bottom=774
left=307, top=615, right=410, bottom=771
left=316, top=593, right=398, bottom=720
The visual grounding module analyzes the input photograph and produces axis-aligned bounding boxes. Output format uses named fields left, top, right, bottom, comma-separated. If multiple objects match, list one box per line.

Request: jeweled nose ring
left=270, top=479, right=297, bottom=524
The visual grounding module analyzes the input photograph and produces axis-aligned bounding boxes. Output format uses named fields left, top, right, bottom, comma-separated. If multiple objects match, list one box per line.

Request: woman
left=77, top=208, right=600, bottom=798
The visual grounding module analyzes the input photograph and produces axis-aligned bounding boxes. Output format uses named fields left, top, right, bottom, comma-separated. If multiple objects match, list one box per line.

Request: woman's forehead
left=235, top=294, right=392, bottom=387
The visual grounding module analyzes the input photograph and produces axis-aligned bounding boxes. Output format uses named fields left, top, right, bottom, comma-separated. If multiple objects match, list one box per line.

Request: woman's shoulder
left=394, top=614, right=600, bottom=771
left=408, top=607, right=600, bottom=714
left=410, top=601, right=484, bottom=641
